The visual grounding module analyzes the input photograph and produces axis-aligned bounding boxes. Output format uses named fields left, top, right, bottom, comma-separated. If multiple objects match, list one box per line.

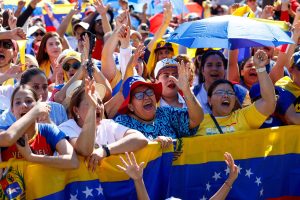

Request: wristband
left=256, top=67, right=266, bottom=73
left=102, top=144, right=111, bottom=157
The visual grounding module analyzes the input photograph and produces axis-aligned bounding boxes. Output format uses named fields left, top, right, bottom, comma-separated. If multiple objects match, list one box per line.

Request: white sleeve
left=119, top=46, right=133, bottom=79
left=58, top=120, right=82, bottom=139
left=96, top=119, right=129, bottom=145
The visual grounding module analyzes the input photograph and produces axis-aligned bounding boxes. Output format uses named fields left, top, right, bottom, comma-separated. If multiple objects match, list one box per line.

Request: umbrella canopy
left=167, top=15, right=294, bottom=49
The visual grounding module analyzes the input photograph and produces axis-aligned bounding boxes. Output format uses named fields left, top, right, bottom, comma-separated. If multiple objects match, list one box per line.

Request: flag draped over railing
left=1, top=126, right=300, bottom=199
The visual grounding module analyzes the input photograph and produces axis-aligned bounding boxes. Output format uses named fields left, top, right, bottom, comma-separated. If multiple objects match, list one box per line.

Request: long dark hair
left=68, top=86, right=85, bottom=123
left=36, top=32, right=62, bottom=65
left=199, top=50, right=227, bottom=84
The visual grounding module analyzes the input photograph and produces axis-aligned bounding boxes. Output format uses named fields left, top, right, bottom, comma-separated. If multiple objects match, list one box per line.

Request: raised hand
left=17, top=0, right=26, bottom=10
left=169, top=60, right=191, bottom=91
left=116, top=11, right=129, bottom=28
left=8, top=9, right=17, bottom=29
left=10, top=28, right=26, bottom=40
left=94, top=0, right=108, bottom=15
left=261, top=5, right=274, bottom=19
left=32, top=100, right=51, bottom=122
left=155, top=136, right=173, bottom=149
left=4, top=64, right=22, bottom=79
left=70, top=1, right=81, bottom=16
left=117, top=152, right=145, bottom=181
left=253, top=49, right=268, bottom=68
left=224, top=152, right=238, bottom=182
left=229, top=3, right=240, bottom=14
left=163, top=1, right=172, bottom=24
left=84, top=78, right=98, bottom=108
left=81, top=33, right=90, bottom=62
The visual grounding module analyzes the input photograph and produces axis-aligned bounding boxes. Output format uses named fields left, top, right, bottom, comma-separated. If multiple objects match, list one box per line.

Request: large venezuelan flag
left=169, top=125, right=300, bottom=199
left=1, top=126, right=300, bottom=199
left=0, top=143, right=173, bottom=200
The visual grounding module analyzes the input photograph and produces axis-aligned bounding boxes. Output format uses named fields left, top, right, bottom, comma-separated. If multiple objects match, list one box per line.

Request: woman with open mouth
left=197, top=50, right=276, bottom=136
left=114, top=60, right=203, bottom=148
left=58, top=79, right=148, bottom=172
left=0, top=84, right=79, bottom=170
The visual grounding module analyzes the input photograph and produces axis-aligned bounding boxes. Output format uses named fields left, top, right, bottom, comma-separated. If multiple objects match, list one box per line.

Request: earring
left=76, top=114, right=80, bottom=119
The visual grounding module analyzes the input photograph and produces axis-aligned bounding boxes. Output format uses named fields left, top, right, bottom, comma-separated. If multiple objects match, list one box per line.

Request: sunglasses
left=133, top=89, right=154, bottom=100
left=33, top=32, right=45, bottom=37
left=63, top=61, right=81, bottom=71
left=0, top=40, right=13, bottom=49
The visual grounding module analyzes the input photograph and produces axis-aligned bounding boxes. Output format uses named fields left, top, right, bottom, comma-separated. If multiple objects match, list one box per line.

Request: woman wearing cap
left=193, top=50, right=251, bottom=114
left=36, top=32, right=64, bottom=84
left=0, top=84, right=79, bottom=170
left=58, top=79, right=148, bottom=171
left=196, top=50, right=276, bottom=136
left=154, top=58, right=187, bottom=108
left=114, top=60, right=203, bottom=142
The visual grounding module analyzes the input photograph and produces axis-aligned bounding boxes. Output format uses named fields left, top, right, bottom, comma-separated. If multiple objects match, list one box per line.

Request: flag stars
left=206, top=182, right=211, bottom=191
left=255, top=177, right=262, bottom=186
left=69, top=193, right=78, bottom=200
left=200, top=195, right=207, bottom=200
left=96, top=185, right=103, bottom=195
left=260, top=188, right=264, bottom=197
left=224, top=166, right=230, bottom=176
left=245, top=169, right=254, bottom=178
left=237, top=164, right=242, bottom=174
left=82, top=186, right=93, bottom=198
left=212, top=172, right=221, bottom=181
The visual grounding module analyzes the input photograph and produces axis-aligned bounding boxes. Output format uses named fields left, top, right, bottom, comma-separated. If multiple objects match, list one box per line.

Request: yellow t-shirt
left=275, top=76, right=300, bottom=113
left=196, top=104, right=268, bottom=136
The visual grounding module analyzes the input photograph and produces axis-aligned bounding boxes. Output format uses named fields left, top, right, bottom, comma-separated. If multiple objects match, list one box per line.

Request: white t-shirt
left=58, top=119, right=129, bottom=146
left=195, top=84, right=211, bottom=114
left=0, top=85, right=16, bottom=111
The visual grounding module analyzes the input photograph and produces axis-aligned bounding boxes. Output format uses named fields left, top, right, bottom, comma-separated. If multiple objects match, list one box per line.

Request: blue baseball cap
left=118, top=76, right=162, bottom=114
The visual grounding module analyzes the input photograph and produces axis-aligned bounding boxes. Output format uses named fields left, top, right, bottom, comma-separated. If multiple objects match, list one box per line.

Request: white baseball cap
left=154, top=58, right=178, bottom=78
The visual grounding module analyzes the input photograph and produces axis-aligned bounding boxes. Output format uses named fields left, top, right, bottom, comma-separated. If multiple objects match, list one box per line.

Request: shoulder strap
left=209, top=114, right=224, bottom=134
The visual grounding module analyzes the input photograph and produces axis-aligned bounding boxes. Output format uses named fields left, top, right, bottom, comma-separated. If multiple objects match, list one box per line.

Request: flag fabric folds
left=0, top=126, right=300, bottom=199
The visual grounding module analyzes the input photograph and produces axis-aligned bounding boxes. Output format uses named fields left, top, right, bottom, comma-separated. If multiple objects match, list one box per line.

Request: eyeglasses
left=62, top=61, right=81, bottom=71
left=213, top=90, right=235, bottom=97
left=33, top=32, right=45, bottom=37
left=133, top=89, right=154, bottom=100
left=0, top=40, right=13, bottom=49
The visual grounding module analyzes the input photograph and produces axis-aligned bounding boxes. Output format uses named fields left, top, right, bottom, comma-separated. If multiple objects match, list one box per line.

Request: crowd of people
left=0, top=0, right=299, bottom=199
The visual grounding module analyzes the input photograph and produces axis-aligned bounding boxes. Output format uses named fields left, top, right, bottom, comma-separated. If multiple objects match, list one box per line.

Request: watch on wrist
left=102, top=144, right=111, bottom=157
left=256, top=67, right=266, bottom=73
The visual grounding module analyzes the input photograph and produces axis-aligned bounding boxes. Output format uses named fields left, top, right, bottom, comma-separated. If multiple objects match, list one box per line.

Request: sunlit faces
left=156, top=67, right=178, bottom=98
left=74, top=26, right=86, bottom=41
left=202, top=54, right=225, bottom=86
left=63, top=59, right=81, bottom=79
left=45, top=36, right=63, bottom=59
left=128, top=85, right=157, bottom=121
left=26, top=74, right=48, bottom=101
left=156, top=48, right=174, bottom=61
left=12, top=89, right=37, bottom=120
left=74, top=93, right=104, bottom=126
left=0, top=40, right=14, bottom=70
left=241, top=57, right=258, bottom=88
left=208, top=83, right=236, bottom=117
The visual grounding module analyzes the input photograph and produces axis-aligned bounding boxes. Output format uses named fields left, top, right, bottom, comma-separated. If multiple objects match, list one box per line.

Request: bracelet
left=256, top=67, right=266, bottom=73
left=102, top=145, right=111, bottom=157
left=224, top=181, right=232, bottom=189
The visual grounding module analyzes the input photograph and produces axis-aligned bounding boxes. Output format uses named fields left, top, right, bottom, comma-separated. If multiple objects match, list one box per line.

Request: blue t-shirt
left=0, top=123, right=67, bottom=161
left=114, top=107, right=198, bottom=140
